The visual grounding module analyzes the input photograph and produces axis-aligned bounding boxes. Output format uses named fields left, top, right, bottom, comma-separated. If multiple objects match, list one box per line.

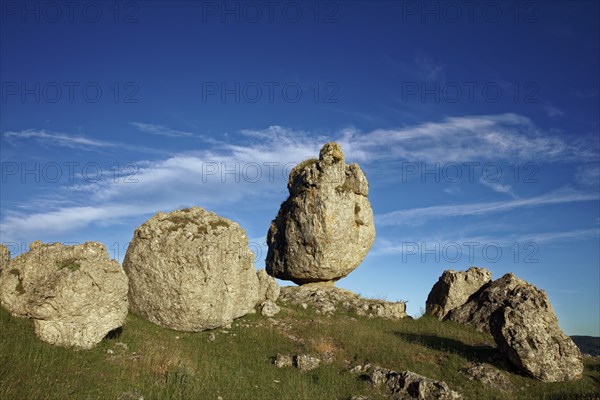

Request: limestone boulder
left=266, top=142, right=375, bottom=284
left=0, top=241, right=128, bottom=349
left=260, top=300, right=280, bottom=317
left=426, top=267, right=492, bottom=319
left=447, top=273, right=583, bottom=382
left=489, top=282, right=583, bottom=381
left=123, top=207, right=259, bottom=331
left=257, top=269, right=280, bottom=303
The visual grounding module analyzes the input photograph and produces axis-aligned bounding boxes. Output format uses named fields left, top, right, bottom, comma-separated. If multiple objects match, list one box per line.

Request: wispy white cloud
left=2, top=114, right=598, bottom=241
left=575, top=164, right=600, bottom=187
left=375, top=227, right=600, bottom=255
left=4, top=129, right=113, bottom=148
left=340, top=113, right=598, bottom=163
left=479, top=178, right=517, bottom=198
left=413, top=53, right=447, bottom=81
left=130, top=122, right=194, bottom=138
left=2, top=129, right=167, bottom=155
left=543, top=104, right=565, bottom=118
left=375, top=188, right=599, bottom=227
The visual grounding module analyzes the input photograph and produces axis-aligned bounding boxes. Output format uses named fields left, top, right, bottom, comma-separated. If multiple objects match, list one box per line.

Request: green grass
left=0, top=304, right=598, bottom=400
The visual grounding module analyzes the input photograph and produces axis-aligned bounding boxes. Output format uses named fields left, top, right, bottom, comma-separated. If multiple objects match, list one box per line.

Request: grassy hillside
left=1, top=301, right=598, bottom=400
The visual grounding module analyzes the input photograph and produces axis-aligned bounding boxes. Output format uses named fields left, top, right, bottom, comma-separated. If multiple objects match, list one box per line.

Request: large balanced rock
left=489, top=281, right=583, bottom=381
left=447, top=273, right=583, bottom=381
left=0, top=241, right=128, bottom=349
left=123, top=207, right=259, bottom=331
left=0, top=244, right=10, bottom=272
left=426, top=267, right=492, bottom=319
left=266, top=142, right=375, bottom=284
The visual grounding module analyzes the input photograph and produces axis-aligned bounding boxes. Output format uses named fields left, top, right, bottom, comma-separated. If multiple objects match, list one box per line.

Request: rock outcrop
left=369, top=366, right=463, bottom=400
left=0, top=241, right=128, bottom=349
left=447, top=273, right=583, bottom=382
left=266, top=142, right=375, bottom=284
left=0, top=244, right=10, bottom=272
left=426, top=267, right=492, bottom=319
left=123, top=207, right=259, bottom=332
left=279, top=284, right=406, bottom=319
left=257, top=269, right=280, bottom=303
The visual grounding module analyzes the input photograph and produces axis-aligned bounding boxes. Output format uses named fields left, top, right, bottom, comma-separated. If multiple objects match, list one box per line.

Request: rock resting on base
left=123, top=207, right=259, bottom=332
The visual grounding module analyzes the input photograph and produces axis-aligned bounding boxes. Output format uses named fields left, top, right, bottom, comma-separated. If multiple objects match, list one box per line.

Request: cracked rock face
left=426, top=267, right=492, bottom=320
left=266, top=143, right=375, bottom=284
left=123, top=207, right=259, bottom=332
left=0, top=241, right=128, bottom=349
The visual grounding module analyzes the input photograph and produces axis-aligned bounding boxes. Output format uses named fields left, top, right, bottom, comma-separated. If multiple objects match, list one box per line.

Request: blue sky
left=1, top=1, right=598, bottom=335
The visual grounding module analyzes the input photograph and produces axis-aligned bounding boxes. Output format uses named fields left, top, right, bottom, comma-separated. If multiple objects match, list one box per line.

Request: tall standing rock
left=123, top=207, right=259, bottom=331
left=266, top=142, right=375, bottom=284
left=0, top=244, right=10, bottom=272
left=426, top=267, right=492, bottom=320
left=0, top=241, right=128, bottom=349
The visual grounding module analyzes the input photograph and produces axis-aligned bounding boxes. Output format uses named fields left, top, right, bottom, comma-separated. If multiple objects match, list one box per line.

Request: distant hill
left=571, top=336, right=600, bottom=356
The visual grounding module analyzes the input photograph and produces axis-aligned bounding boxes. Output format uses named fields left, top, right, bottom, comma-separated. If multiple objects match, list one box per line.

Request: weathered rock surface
left=279, top=284, right=406, bottom=319
left=369, top=366, right=463, bottom=400
left=260, top=300, right=280, bottom=317
left=0, top=241, right=128, bottom=349
left=462, top=363, right=514, bottom=392
left=257, top=269, right=280, bottom=303
left=489, top=281, right=583, bottom=382
left=446, top=273, right=520, bottom=333
left=295, top=354, right=321, bottom=372
left=266, top=142, right=375, bottom=284
left=123, top=207, right=259, bottom=332
left=447, top=273, right=583, bottom=382
left=0, top=244, right=10, bottom=272
left=426, top=267, right=492, bottom=319
left=274, top=353, right=294, bottom=368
